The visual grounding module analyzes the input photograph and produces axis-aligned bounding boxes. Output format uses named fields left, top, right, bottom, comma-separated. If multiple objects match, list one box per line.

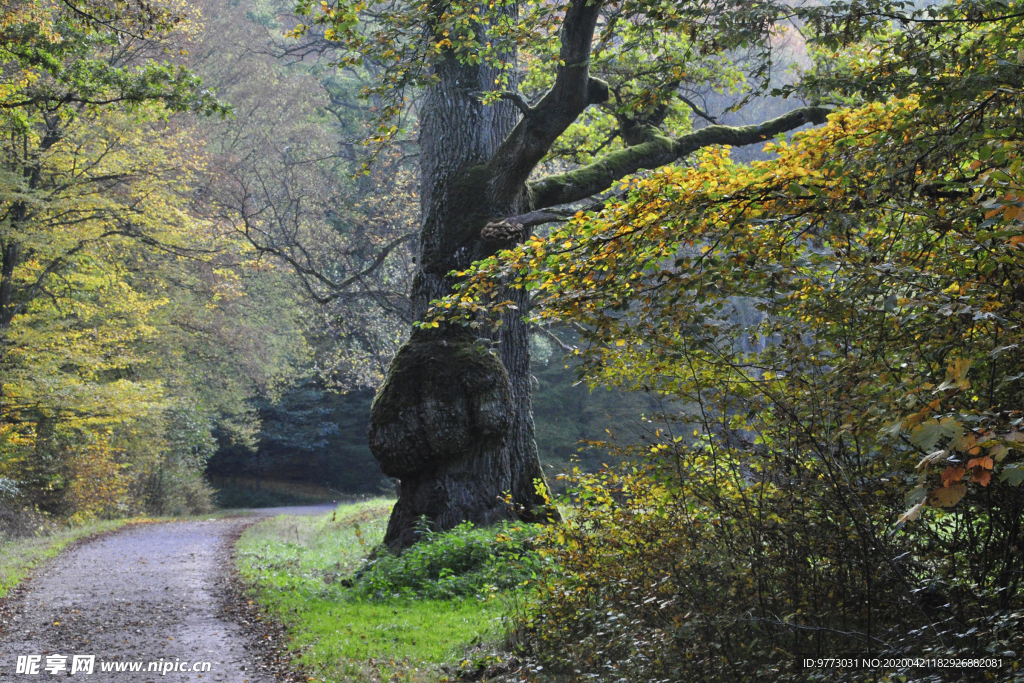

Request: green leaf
left=910, top=418, right=959, bottom=451
left=999, top=464, right=1024, bottom=486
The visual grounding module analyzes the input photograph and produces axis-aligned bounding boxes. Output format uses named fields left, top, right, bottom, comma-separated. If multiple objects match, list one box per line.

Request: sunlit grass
left=236, top=499, right=508, bottom=682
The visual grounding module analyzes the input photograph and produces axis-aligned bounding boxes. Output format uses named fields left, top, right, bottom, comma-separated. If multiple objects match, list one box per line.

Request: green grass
left=0, top=519, right=127, bottom=598
left=236, top=500, right=512, bottom=682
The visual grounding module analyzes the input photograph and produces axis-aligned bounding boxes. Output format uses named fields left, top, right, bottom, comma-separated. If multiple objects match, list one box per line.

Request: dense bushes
left=4, top=405, right=219, bottom=521
left=353, top=521, right=547, bottom=600
left=515, top=448, right=1024, bottom=682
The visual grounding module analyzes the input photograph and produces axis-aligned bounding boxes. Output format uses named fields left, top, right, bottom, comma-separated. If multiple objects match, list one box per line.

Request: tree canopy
left=427, top=0, right=1024, bottom=678
left=440, top=0, right=1024, bottom=515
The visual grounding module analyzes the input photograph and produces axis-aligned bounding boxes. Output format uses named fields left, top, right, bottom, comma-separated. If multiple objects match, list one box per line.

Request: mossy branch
left=528, top=106, right=831, bottom=211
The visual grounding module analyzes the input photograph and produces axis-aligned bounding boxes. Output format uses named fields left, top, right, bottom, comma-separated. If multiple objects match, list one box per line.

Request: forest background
left=0, top=0, right=668, bottom=521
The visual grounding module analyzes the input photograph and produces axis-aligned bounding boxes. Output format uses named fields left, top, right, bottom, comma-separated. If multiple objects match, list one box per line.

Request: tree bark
left=368, top=33, right=562, bottom=551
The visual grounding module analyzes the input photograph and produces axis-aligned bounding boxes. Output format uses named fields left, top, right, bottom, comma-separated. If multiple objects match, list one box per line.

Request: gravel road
left=0, top=505, right=336, bottom=682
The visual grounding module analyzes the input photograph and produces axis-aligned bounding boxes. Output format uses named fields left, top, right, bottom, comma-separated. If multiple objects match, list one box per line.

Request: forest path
left=0, top=505, right=335, bottom=682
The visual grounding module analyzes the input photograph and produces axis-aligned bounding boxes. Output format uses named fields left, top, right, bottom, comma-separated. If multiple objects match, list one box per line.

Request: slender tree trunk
left=255, top=448, right=262, bottom=491
left=0, top=235, right=20, bottom=421
left=368, top=42, right=555, bottom=551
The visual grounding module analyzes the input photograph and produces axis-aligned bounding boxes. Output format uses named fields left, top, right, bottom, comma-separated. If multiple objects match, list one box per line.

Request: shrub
left=0, top=504, right=53, bottom=542
left=515, top=452, right=1024, bottom=683
left=352, top=520, right=547, bottom=600
left=142, top=470, right=215, bottom=517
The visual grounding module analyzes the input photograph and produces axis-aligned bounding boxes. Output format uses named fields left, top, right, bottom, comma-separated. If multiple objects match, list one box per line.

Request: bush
left=142, top=470, right=215, bottom=517
left=352, top=520, right=547, bottom=600
left=515, top=453, right=1024, bottom=683
left=0, top=504, right=53, bottom=542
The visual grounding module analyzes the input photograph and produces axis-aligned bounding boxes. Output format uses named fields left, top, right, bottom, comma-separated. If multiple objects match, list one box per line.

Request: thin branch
left=531, top=324, right=577, bottom=353
left=678, top=94, right=718, bottom=124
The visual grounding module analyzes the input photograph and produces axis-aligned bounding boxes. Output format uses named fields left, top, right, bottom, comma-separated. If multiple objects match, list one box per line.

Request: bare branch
left=678, top=94, right=718, bottom=124
left=240, top=221, right=415, bottom=304
left=501, top=210, right=565, bottom=228
left=531, top=324, right=577, bottom=354
left=499, top=196, right=612, bottom=228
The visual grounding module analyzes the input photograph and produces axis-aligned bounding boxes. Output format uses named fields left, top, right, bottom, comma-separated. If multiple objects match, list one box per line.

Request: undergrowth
left=236, top=500, right=543, bottom=682
left=352, top=521, right=545, bottom=601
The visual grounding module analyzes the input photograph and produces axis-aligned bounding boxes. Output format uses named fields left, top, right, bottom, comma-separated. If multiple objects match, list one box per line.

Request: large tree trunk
left=368, top=50, right=554, bottom=552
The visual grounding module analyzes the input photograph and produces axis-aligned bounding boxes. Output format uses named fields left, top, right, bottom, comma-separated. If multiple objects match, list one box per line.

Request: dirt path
left=0, top=505, right=335, bottom=682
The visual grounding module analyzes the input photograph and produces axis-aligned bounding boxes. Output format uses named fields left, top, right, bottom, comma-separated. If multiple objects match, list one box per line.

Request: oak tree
left=296, top=0, right=828, bottom=550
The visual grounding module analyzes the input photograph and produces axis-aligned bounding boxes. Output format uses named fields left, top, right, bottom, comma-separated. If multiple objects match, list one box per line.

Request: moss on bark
left=368, top=327, right=513, bottom=479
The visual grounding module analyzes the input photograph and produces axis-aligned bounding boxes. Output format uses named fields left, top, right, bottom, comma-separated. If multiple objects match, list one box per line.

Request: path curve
left=0, top=505, right=335, bottom=681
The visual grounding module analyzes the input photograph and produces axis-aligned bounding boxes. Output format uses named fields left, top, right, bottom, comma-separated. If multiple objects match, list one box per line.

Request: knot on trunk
left=481, top=220, right=524, bottom=246
left=368, top=328, right=512, bottom=478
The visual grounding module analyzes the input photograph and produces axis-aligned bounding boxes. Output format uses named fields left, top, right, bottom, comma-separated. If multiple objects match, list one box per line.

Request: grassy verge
left=236, top=500, right=530, bottom=682
left=0, top=519, right=127, bottom=598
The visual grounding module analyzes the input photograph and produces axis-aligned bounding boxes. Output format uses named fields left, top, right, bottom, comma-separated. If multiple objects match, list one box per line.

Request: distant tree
left=189, top=0, right=418, bottom=393
left=0, top=0, right=310, bottom=518
left=0, top=0, right=223, bottom=355
left=0, top=0, right=221, bottom=421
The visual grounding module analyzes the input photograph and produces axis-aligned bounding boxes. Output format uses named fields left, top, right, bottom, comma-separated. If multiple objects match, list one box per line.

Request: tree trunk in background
left=368, top=50, right=555, bottom=552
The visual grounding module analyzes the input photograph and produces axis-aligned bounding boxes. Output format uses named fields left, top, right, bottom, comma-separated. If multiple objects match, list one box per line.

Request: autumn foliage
left=0, top=0, right=312, bottom=522
left=434, top=2, right=1024, bottom=679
